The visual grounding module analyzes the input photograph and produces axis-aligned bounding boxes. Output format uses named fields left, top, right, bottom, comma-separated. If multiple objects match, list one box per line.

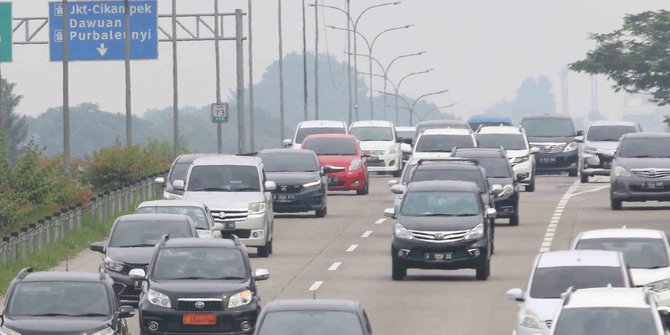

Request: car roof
left=395, top=126, right=416, bottom=131
left=521, top=114, right=572, bottom=121
left=162, top=237, right=239, bottom=249
left=350, top=120, right=393, bottom=128
left=304, top=133, right=357, bottom=140
left=137, top=200, right=206, bottom=209
left=259, top=148, right=315, bottom=156
left=421, top=128, right=473, bottom=135
left=19, top=271, right=109, bottom=283
left=476, top=125, right=523, bottom=135
left=406, top=180, right=480, bottom=193
left=589, top=120, right=639, bottom=127
left=192, top=155, right=262, bottom=166
left=564, top=287, right=651, bottom=309
left=467, top=114, right=513, bottom=123
left=453, top=147, right=506, bottom=158
left=621, top=132, right=670, bottom=139
left=417, top=119, right=469, bottom=127
left=117, top=213, right=192, bottom=223
left=576, top=228, right=665, bottom=240
left=175, top=153, right=212, bottom=164
left=298, top=120, right=347, bottom=128
left=264, top=299, right=362, bottom=312
left=415, top=160, right=481, bottom=171
left=537, top=250, right=624, bottom=268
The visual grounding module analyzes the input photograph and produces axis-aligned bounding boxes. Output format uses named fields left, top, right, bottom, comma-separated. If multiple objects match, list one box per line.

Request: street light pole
left=345, top=0, right=352, bottom=124
left=278, top=0, right=286, bottom=142
left=409, top=90, right=449, bottom=126
left=395, top=68, right=433, bottom=124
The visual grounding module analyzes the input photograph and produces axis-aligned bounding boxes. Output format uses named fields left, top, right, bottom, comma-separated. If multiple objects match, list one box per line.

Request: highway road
left=21, top=175, right=670, bottom=335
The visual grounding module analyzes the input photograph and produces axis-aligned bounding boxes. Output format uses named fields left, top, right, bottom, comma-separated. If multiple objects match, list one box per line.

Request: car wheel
left=611, top=197, right=623, bottom=210
left=257, top=242, right=270, bottom=258
left=525, top=178, right=535, bottom=192
left=356, top=179, right=369, bottom=195
left=392, top=255, right=406, bottom=281
left=476, top=258, right=490, bottom=281
left=392, top=168, right=401, bottom=178
left=580, top=172, right=589, bottom=183
left=568, top=169, right=578, bottom=177
left=268, top=238, right=274, bottom=254
left=509, top=213, right=519, bottom=226
left=315, top=207, right=327, bottom=218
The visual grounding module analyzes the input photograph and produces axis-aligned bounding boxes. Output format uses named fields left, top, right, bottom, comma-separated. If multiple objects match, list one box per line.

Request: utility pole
left=62, top=0, right=70, bottom=173
left=314, top=0, right=319, bottom=120
left=123, top=0, right=132, bottom=146
left=248, top=0, right=255, bottom=151
left=172, top=0, right=179, bottom=156
left=214, top=0, right=222, bottom=154
left=591, top=74, right=598, bottom=118
left=302, top=0, right=308, bottom=120
left=278, top=0, right=285, bottom=142
left=345, top=0, right=352, bottom=124
left=561, top=66, right=568, bottom=115
left=235, top=9, right=245, bottom=154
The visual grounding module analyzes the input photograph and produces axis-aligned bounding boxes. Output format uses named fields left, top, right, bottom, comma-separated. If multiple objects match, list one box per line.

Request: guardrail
left=0, top=173, right=167, bottom=266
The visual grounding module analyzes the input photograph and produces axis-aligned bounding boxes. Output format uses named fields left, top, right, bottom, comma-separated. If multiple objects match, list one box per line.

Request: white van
left=283, top=120, right=348, bottom=149
left=349, top=120, right=403, bottom=177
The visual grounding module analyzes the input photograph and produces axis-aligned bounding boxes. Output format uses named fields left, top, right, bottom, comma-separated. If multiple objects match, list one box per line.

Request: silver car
left=135, top=200, right=223, bottom=239
left=578, top=120, right=641, bottom=183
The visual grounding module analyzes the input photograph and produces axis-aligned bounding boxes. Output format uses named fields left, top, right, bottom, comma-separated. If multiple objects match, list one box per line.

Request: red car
left=301, top=134, right=370, bottom=195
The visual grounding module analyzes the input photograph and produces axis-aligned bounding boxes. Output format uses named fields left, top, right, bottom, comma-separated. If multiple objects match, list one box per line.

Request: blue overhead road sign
left=49, top=1, right=158, bottom=61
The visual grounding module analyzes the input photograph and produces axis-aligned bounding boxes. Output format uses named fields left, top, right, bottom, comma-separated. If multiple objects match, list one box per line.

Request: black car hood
left=527, top=136, right=575, bottom=143
left=150, top=280, right=251, bottom=298
left=487, top=177, right=514, bottom=186
left=266, top=172, right=320, bottom=186
left=398, top=214, right=482, bottom=231
left=107, top=246, right=155, bottom=265
left=4, top=316, right=111, bottom=335
left=615, top=157, right=670, bottom=169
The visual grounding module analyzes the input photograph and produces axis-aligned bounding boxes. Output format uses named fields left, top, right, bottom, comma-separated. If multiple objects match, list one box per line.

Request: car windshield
left=617, top=138, right=670, bottom=158
left=575, top=238, right=669, bottom=269
left=108, top=220, right=193, bottom=247
left=477, top=134, right=527, bottom=150
left=401, top=191, right=481, bottom=216
left=587, top=125, right=638, bottom=142
left=260, top=152, right=319, bottom=172
left=257, top=310, right=365, bottom=335
left=350, top=126, right=394, bottom=141
left=8, top=282, right=111, bottom=317
left=553, top=307, right=656, bottom=335
left=152, top=247, right=247, bottom=280
left=530, top=266, right=626, bottom=299
left=169, top=162, right=191, bottom=183
left=136, top=206, right=209, bottom=230
left=522, top=119, right=575, bottom=137
left=396, top=130, right=415, bottom=141
left=303, top=138, right=357, bottom=156
left=295, top=127, right=346, bottom=143
left=415, top=134, right=475, bottom=152
left=461, top=157, right=511, bottom=178
left=411, top=168, right=486, bottom=192
left=187, top=165, right=260, bottom=192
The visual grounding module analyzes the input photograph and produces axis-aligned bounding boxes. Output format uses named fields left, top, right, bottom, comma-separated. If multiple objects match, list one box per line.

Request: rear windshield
left=460, top=157, right=511, bottom=178
left=396, top=130, right=415, bottom=141
left=530, top=266, right=626, bottom=299
left=136, top=206, right=209, bottom=230
left=617, top=138, right=670, bottom=158
left=187, top=165, right=260, bottom=192
left=553, top=307, right=656, bottom=335
left=477, top=134, right=527, bottom=150
left=415, top=134, right=475, bottom=152
left=303, top=138, right=357, bottom=156
left=412, top=169, right=486, bottom=192
left=587, top=125, right=638, bottom=142
left=260, top=152, right=319, bottom=172
left=350, top=126, right=394, bottom=141
left=108, top=219, right=193, bottom=247
left=575, top=238, right=669, bottom=269
left=295, top=127, right=346, bottom=143
left=522, top=118, right=574, bottom=137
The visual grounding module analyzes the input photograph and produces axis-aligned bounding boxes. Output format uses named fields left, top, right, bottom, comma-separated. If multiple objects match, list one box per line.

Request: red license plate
left=183, top=314, right=217, bottom=325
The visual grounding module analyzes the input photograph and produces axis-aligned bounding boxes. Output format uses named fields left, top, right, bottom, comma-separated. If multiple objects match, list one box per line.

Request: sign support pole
left=172, top=0, right=179, bottom=157
left=235, top=9, right=245, bottom=154
left=214, top=0, right=222, bottom=154
left=124, top=0, right=132, bottom=146
left=62, top=0, right=70, bottom=173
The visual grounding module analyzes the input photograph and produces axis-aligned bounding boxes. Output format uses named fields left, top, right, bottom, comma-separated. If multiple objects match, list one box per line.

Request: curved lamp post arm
left=384, top=51, right=426, bottom=77
left=370, top=25, right=413, bottom=52
left=410, top=90, right=449, bottom=111
left=354, top=2, right=401, bottom=29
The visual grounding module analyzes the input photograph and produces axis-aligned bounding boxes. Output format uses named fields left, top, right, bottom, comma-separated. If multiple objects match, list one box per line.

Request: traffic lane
left=282, top=175, right=577, bottom=335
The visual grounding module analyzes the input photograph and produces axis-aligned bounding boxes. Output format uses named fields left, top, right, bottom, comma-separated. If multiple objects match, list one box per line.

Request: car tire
left=392, top=255, right=406, bottom=281
left=356, top=178, right=369, bottom=195
left=315, top=207, right=327, bottom=218
left=524, top=179, right=535, bottom=192
left=476, top=258, right=490, bottom=281
left=580, top=172, right=589, bottom=183
left=568, top=169, right=578, bottom=177
left=257, top=242, right=270, bottom=258
left=611, top=197, right=623, bottom=210
left=392, top=168, right=401, bottom=178
left=268, top=238, right=274, bottom=254
left=509, top=213, right=519, bottom=226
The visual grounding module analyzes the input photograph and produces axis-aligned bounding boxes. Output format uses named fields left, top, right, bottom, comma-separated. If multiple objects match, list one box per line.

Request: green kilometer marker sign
left=0, top=3, right=11, bottom=62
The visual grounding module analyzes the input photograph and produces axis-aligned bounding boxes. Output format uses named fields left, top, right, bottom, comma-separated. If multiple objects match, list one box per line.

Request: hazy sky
left=3, top=0, right=669, bottom=120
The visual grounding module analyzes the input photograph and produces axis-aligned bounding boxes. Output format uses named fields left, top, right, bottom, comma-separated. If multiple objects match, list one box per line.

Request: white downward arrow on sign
left=97, top=43, right=108, bottom=56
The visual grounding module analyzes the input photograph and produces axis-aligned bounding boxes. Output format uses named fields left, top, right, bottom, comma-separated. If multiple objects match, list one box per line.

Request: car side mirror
left=212, top=223, right=225, bottom=231
left=264, top=181, right=277, bottom=192
left=362, top=151, right=371, bottom=158
left=390, top=184, right=405, bottom=195
left=574, top=135, right=584, bottom=143
left=154, top=176, right=165, bottom=185
left=576, top=130, right=584, bottom=136
left=400, top=144, right=413, bottom=154
left=129, top=268, right=146, bottom=281
left=384, top=208, right=396, bottom=218
left=530, top=147, right=540, bottom=154
left=173, top=179, right=185, bottom=191
left=388, top=179, right=398, bottom=187
left=119, top=305, right=135, bottom=318
left=401, top=137, right=413, bottom=145
left=255, top=268, right=270, bottom=281
left=282, top=139, right=293, bottom=147
left=506, top=288, right=525, bottom=302
left=486, top=208, right=497, bottom=219
left=90, top=241, right=105, bottom=253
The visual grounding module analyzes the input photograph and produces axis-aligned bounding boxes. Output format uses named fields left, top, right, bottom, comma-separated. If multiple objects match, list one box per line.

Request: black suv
left=130, top=236, right=270, bottom=335
left=90, top=213, right=199, bottom=305
left=1, top=268, right=134, bottom=335
left=386, top=180, right=497, bottom=281
left=452, top=148, right=520, bottom=225
left=521, top=114, right=582, bottom=176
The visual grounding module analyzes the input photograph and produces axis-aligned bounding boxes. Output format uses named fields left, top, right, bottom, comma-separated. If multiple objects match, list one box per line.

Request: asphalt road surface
left=12, top=175, right=670, bottom=335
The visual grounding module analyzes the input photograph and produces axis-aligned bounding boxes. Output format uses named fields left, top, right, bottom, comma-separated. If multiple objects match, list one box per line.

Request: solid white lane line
left=569, top=185, right=610, bottom=198
left=538, top=180, right=580, bottom=252
left=328, top=262, right=342, bottom=271
left=309, top=281, right=323, bottom=291
left=346, top=244, right=358, bottom=252
left=375, top=218, right=386, bottom=225
left=361, top=230, right=373, bottom=238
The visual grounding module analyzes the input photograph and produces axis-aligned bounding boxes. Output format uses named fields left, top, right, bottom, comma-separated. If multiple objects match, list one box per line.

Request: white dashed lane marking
left=346, top=244, right=358, bottom=252
left=328, top=262, right=342, bottom=271
left=361, top=230, right=373, bottom=238
left=375, top=218, right=386, bottom=225
left=309, top=281, right=323, bottom=291
left=539, top=180, right=580, bottom=253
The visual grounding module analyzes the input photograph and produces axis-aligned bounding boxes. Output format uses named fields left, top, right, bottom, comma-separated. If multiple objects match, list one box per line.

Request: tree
left=570, top=10, right=670, bottom=106
left=0, top=79, right=27, bottom=163
left=481, top=76, right=556, bottom=123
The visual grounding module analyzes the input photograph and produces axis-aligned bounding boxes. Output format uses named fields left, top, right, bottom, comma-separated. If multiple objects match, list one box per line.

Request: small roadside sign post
left=0, top=3, right=12, bottom=62
left=211, top=103, right=229, bottom=123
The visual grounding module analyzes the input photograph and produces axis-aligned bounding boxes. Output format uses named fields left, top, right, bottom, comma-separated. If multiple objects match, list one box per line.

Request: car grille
left=275, top=184, right=303, bottom=193
left=631, top=168, right=670, bottom=179
left=408, top=229, right=469, bottom=242
left=177, top=299, right=223, bottom=311
left=530, top=142, right=566, bottom=153
left=210, top=209, right=248, bottom=223
left=545, top=320, right=552, bottom=328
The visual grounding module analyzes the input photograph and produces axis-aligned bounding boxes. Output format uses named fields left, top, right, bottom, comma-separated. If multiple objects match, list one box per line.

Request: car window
left=529, top=266, right=626, bottom=299
left=303, top=138, right=357, bottom=156
left=187, top=165, right=261, bottom=192
left=396, top=130, right=415, bottom=141
left=461, top=157, right=511, bottom=178
left=617, top=138, right=670, bottom=158
left=295, top=127, right=346, bottom=143
left=260, top=152, right=319, bottom=172
left=553, top=307, right=656, bottom=335
left=411, top=168, right=486, bottom=192
left=108, top=220, right=193, bottom=247
left=415, top=134, right=475, bottom=152
left=136, top=206, right=209, bottom=230
left=152, top=247, right=247, bottom=280
left=169, top=162, right=191, bottom=182
left=586, top=126, right=638, bottom=142
left=401, top=191, right=480, bottom=216
left=522, top=119, right=574, bottom=137
left=575, top=238, right=669, bottom=269
left=8, top=282, right=111, bottom=316
left=257, top=310, right=365, bottom=335
left=477, top=134, right=527, bottom=150
left=350, top=126, right=394, bottom=141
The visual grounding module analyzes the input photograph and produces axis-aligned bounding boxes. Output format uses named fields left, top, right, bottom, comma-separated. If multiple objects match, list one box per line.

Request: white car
left=571, top=228, right=670, bottom=306
left=549, top=287, right=669, bottom=335
left=282, top=120, right=348, bottom=149
left=476, top=125, right=539, bottom=192
left=506, top=250, right=632, bottom=335
left=349, top=120, right=403, bottom=177
left=135, top=200, right=223, bottom=239
left=407, top=128, right=477, bottom=160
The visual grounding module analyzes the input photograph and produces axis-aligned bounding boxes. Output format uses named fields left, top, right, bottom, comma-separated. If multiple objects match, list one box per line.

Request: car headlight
left=465, top=223, right=485, bottom=240
left=103, top=257, right=124, bottom=273
left=86, top=327, right=115, bottom=335
left=248, top=202, right=266, bottom=214
left=350, top=159, right=363, bottom=170
left=228, top=290, right=253, bottom=308
left=163, top=191, right=182, bottom=200
left=612, top=165, right=631, bottom=177
left=646, top=278, right=670, bottom=292
left=503, top=184, right=515, bottom=196
left=386, top=146, right=397, bottom=155
left=394, top=223, right=413, bottom=240
left=511, top=155, right=529, bottom=164
left=147, top=289, right=171, bottom=308
left=519, top=308, right=543, bottom=329
left=303, top=180, right=321, bottom=188
left=0, top=326, right=21, bottom=335
left=583, top=146, right=598, bottom=154
left=563, top=141, right=578, bottom=152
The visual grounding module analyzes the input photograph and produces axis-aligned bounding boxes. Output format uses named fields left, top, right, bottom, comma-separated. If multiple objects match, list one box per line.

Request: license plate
left=642, top=181, right=664, bottom=190
left=539, top=157, right=556, bottom=164
left=273, top=194, right=295, bottom=202
left=224, top=222, right=236, bottom=230
left=183, top=314, right=217, bottom=325
left=425, top=252, right=453, bottom=261
left=133, top=280, right=142, bottom=290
